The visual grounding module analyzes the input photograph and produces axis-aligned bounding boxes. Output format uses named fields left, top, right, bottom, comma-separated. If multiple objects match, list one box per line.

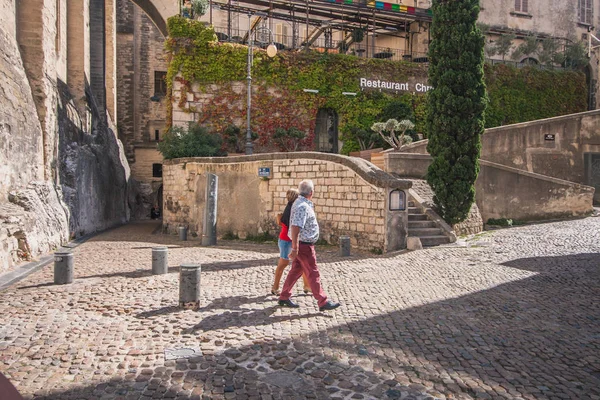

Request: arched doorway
left=314, top=108, right=338, bottom=153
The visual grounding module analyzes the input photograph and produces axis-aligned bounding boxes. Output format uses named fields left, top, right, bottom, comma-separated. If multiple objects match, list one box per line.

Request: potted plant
left=352, top=28, right=364, bottom=43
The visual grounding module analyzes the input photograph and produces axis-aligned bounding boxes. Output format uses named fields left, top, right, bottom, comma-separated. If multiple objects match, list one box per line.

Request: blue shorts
left=278, top=239, right=292, bottom=260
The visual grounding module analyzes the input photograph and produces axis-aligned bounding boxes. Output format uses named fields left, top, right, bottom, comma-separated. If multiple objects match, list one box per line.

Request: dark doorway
left=315, top=108, right=338, bottom=153
left=584, top=153, right=600, bottom=205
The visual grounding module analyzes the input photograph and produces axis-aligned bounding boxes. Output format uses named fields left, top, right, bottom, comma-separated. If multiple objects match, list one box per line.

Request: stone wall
left=398, top=110, right=600, bottom=200
left=116, top=0, right=135, bottom=161
left=1, top=0, right=133, bottom=273
left=163, top=153, right=411, bottom=252
left=385, top=152, right=595, bottom=222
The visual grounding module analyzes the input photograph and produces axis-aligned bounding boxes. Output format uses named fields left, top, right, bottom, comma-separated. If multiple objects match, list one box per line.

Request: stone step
left=408, top=201, right=415, bottom=207
left=409, top=227, right=443, bottom=236
left=408, top=220, right=436, bottom=229
left=407, top=207, right=422, bottom=214
left=408, top=213, right=429, bottom=221
left=410, top=235, right=451, bottom=247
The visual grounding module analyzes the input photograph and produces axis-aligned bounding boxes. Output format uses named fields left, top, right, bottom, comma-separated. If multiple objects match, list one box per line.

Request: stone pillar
left=67, top=0, right=91, bottom=119
left=201, top=174, right=218, bottom=246
left=105, top=0, right=117, bottom=121
left=89, top=0, right=106, bottom=115
left=179, top=263, right=201, bottom=310
left=54, top=251, right=74, bottom=284
left=152, top=246, right=168, bottom=275
left=115, top=0, right=135, bottom=161
left=385, top=188, right=408, bottom=252
left=339, top=236, right=351, bottom=256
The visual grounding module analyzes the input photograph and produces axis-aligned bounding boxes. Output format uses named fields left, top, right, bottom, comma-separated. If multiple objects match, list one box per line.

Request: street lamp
left=245, top=12, right=278, bottom=155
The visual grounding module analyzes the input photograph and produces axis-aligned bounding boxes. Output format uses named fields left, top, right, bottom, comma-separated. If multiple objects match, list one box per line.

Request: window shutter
left=586, top=0, right=593, bottom=24
left=522, top=0, right=528, bottom=12
left=515, top=0, right=521, bottom=11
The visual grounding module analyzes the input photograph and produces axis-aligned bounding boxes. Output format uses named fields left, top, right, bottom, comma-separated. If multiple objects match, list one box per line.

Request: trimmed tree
left=426, top=0, right=488, bottom=225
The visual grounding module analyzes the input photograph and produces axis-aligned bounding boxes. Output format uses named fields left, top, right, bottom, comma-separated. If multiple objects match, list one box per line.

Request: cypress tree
left=426, top=0, right=487, bottom=225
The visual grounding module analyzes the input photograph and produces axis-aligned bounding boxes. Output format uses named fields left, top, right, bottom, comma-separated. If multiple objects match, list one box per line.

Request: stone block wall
left=384, top=152, right=595, bottom=223
left=163, top=153, right=411, bottom=252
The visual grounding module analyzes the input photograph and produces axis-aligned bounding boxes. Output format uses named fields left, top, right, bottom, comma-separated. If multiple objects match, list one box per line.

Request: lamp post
left=245, top=12, right=278, bottom=155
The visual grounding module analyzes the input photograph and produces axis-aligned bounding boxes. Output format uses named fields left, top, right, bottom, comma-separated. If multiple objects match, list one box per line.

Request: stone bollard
left=54, top=251, right=74, bottom=284
left=152, top=246, right=168, bottom=275
left=339, top=236, right=351, bottom=257
left=179, top=263, right=201, bottom=310
left=178, top=226, right=188, bottom=241
left=201, top=173, right=218, bottom=246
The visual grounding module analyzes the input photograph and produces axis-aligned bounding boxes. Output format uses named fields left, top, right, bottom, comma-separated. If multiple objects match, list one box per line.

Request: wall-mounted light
left=342, top=92, right=357, bottom=96
left=389, top=189, right=406, bottom=211
left=303, top=89, right=319, bottom=93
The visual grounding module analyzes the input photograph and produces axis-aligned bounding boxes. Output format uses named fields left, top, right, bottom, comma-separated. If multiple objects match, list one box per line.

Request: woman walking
left=271, top=189, right=311, bottom=295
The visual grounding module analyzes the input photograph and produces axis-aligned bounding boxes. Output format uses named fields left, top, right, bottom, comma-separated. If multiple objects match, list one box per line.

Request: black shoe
left=319, top=301, right=341, bottom=311
left=278, top=299, right=299, bottom=308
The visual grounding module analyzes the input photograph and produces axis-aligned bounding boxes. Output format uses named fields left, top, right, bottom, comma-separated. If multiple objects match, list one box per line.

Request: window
left=514, top=0, right=528, bottom=13
left=152, top=163, right=163, bottom=178
left=154, top=71, right=167, bottom=96
left=154, top=129, right=160, bottom=141
left=579, top=0, right=593, bottom=25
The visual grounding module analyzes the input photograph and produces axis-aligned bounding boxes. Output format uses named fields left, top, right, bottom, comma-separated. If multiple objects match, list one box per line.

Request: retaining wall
left=163, top=152, right=412, bottom=252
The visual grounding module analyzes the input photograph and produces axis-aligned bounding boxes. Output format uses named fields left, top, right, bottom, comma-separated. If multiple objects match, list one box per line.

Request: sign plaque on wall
left=258, top=167, right=271, bottom=178
left=544, top=134, right=556, bottom=141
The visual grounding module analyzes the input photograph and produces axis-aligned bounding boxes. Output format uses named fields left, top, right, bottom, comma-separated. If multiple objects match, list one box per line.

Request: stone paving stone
left=0, top=218, right=599, bottom=399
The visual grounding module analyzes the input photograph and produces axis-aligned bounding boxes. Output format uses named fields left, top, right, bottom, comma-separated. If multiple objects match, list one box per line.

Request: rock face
left=57, top=81, right=130, bottom=237
left=0, top=5, right=133, bottom=273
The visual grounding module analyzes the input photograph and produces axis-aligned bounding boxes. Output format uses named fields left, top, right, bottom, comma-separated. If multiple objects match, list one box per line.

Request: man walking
left=278, top=179, right=341, bottom=311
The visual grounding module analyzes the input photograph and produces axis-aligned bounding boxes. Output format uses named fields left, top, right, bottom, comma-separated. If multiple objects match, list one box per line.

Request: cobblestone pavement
left=0, top=218, right=599, bottom=400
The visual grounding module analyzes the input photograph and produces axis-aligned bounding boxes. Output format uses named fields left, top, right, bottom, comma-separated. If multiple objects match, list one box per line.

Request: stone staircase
left=407, top=201, right=451, bottom=247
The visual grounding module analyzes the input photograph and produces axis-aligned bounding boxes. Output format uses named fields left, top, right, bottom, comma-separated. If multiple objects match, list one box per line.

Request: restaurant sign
left=360, top=78, right=432, bottom=93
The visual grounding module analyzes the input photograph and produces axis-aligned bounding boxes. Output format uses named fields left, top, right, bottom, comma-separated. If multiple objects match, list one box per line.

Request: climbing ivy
left=165, top=16, right=587, bottom=154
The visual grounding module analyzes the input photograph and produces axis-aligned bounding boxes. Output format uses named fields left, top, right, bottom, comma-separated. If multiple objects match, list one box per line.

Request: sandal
left=271, top=289, right=281, bottom=296
left=303, top=288, right=312, bottom=294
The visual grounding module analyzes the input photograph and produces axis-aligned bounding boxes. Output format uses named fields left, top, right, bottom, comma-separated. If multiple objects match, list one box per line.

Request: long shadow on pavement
left=13, top=253, right=600, bottom=400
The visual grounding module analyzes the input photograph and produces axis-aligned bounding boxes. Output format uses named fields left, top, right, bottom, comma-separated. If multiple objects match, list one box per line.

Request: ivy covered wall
left=166, top=16, right=587, bottom=154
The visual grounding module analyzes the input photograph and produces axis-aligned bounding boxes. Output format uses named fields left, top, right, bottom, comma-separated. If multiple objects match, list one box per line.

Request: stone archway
left=130, top=0, right=179, bottom=37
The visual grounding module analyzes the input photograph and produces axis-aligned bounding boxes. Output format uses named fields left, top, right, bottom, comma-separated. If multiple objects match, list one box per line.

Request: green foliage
left=222, top=125, right=257, bottom=153
left=157, top=123, right=225, bottom=159
left=491, top=33, right=515, bottom=60
left=221, top=231, right=239, bottom=240
left=559, top=40, right=589, bottom=69
left=426, top=0, right=487, bottom=225
left=352, top=28, right=365, bottom=43
left=245, top=232, right=276, bottom=243
left=484, top=64, right=587, bottom=127
left=273, top=127, right=307, bottom=151
left=165, top=16, right=586, bottom=156
left=371, top=119, right=414, bottom=150
left=487, top=218, right=513, bottom=226
left=191, top=0, right=208, bottom=17
left=511, top=34, right=538, bottom=61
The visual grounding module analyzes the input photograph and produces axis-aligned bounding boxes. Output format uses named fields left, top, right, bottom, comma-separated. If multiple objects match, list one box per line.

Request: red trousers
left=280, top=243, right=328, bottom=307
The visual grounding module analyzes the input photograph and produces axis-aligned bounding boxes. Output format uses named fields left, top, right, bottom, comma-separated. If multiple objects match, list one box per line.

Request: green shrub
left=426, top=0, right=487, bottom=225
left=487, top=218, right=513, bottom=226
left=221, top=231, right=239, bottom=240
left=158, top=123, right=226, bottom=159
left=245, top=232, right=276, bottom=243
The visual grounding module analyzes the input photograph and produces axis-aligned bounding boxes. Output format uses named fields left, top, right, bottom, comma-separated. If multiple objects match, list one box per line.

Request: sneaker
left=319, top=301, right=341, bottom=311
left=278, top=299, right=300, bottom=308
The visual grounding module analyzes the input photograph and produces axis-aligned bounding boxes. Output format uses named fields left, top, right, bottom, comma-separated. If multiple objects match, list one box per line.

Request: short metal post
left=54, top=251, right=74, bottom=284
left=202, top=173, right=218, bottom=246
left=179, top=263, right=201, bottom=310
left=178, top=226, right=188, bottom=241
left=339, top=236, right=351, bottom=257
left=152, top=247, right=168, bottom=275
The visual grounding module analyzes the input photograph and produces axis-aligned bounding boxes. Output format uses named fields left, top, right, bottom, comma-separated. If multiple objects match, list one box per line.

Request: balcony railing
left=212, top=26, right=429, bottom=63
